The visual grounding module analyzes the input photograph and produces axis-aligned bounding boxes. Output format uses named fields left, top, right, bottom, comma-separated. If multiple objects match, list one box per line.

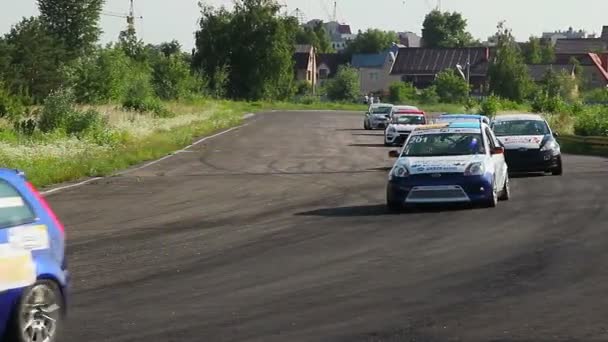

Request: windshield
left=402, top=133, right=485, bottom=157
left=394, top=115, right=426, bottom=125
left=371, top=106, right=392, bottom=115
left=492, top=120, right=550, bottom=136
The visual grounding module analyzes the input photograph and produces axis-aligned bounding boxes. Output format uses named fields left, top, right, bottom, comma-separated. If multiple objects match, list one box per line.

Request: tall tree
left=522, top=37, right=542, bottom=64
left=193, top=0, right=299, bottom=100
left=488, top=22, right=532, bottom=102
left=37, top=0, right=104, bottom=58
left=296, top=22, right=333, bottom=53
left=2, top=17, right=65, bottom=101
left=118, top=24, right=145, bottom=60
left=345, top=29, right=397, bottom=55
left=422, top=10, right=474, bottom=48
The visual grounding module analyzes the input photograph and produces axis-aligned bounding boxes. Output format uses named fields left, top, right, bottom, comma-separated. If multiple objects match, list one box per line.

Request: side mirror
left=491, top=147, right=505, bottom=155
left=388, top=150, right=400, bottom=158
left=553, top=132, right=560, bottom=138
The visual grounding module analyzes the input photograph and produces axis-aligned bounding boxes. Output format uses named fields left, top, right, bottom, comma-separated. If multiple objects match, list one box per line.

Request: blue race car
left=0, top=169, right=68, bottom=342
left=386, top=121, right=510, bottom=211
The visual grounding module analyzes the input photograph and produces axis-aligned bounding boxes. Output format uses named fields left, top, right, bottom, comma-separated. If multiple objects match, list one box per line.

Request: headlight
left=387, top=126, right=396, bottom=133
left=389, top=165, right=409, bottom=180
left=541, top=140, right=559, bottom=152
left=464, top=162, right=485, bottom=176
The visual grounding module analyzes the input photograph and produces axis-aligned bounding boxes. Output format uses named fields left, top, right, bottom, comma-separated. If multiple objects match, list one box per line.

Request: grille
left=408, top=189, right=466, bottom=200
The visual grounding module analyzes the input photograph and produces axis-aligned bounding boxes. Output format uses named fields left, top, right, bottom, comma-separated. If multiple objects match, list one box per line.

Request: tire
left=552, top=156, right=563, bottom=176
left=7, top=280, right=64, bottom=342
left=387, top=200, right=402, bottom=213
left=364, top=120, right=371, bottom=130
left=498, top=176, right=510, bottom=201
left=484, top=180, right=499, bottom=208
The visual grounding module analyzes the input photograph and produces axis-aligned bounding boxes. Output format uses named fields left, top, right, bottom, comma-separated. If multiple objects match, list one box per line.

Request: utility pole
left=332, top=1, right=337, bottom=22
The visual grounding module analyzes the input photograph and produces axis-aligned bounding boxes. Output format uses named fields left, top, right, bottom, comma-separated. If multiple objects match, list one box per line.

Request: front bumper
left=387, top=173, right=494, bottom=204
left=370, top=118, right=389, bottom=129
left=505, top=149, right=560, bottom=172
left=385, top=131, right=411, bottom=145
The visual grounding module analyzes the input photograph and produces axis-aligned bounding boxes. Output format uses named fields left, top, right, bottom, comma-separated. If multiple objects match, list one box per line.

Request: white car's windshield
left=403, top=133, right=485, bottom=157
left=492, top=120, right=550, bottom=136
left=394, top=115, right=426, bottom=125
left=371, top=106, right=392, bottom=115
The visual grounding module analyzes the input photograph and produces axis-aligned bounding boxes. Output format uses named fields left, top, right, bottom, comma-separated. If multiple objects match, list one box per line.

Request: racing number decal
left=411, top=136, right=428, bottom=143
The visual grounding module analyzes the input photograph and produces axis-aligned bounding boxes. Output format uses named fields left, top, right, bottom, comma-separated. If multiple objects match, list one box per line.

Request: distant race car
left=364, top=103, right=393, bottom=130
left=435, top=114, right=491, bottom=125
left=0, top=169, right=68, bottom=342
left=384, top=106, right=427, bottom=146
left=491, top=114, right=563, bottom=175
left=386, top=121, right=510, bottom=211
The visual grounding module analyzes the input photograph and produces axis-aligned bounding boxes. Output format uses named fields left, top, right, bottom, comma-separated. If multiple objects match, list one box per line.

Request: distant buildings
left=304, top=20, right=355, bottom=52
left=542, top=27, right=588, bottom=45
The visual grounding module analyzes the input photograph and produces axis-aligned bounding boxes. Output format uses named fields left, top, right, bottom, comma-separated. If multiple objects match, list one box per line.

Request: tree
left=325, top=65, right=360, bottom=101
left=434, top=69, right=470, bottom=103
left=541, top=69, right=578, bottom=101
left=118, top=24, right=145, bottom=60
left=488, top=22, right=532, bottom=102
left=296, top=22, right=333, bottom=53
left=522, top=37, right=542, bottom=64
left=37, top=0, right=104, bottom=58
left=193, top=0, right=298, bottom=100
left=388, top=82, right=416, bottom=103
left=345, top=29, right=397, bottom=55
left=159, top=40, right=182, bottom=57
left=2, top=17, right=66, bottom=102
left=422, top=10, right=474, bottom=48
left=541, top=42, right=555, bottom=63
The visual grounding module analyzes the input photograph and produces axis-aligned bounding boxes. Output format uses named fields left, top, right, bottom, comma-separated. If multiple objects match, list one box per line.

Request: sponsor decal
left=0, top=244, right=36, bottom=291
left=9, top=225, right=50, bottom=251
left=0, top=196, right=25, bottom=209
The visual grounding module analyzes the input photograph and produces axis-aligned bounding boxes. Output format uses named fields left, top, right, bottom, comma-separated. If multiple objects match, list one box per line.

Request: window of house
left=319, top=68, right=329, bottom=79
left=369, top=72, right=379, bottom=81
left=307, top=70, right=312, bottom=81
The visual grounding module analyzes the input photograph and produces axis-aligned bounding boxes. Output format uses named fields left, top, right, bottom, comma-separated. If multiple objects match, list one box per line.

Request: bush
left=418, top=86, right=439, bottom=104
left=464, top=97, right=479, bottom=113
left=531, top=94, right=567, bottom=114
left=434, top=69, right=470, bottom=103
left=122, top=77, right=173, bottom=117
left=583, top=88, right=608, bottom=104
left=152, top=54, right=201, bottom=100
left=325, top=65, right=360, bottom=102
left=295, top=81, right=312, bottom=96
left=574, top=107, right=608, bottom=136
left=38, top=88, right=78, bottom=133
left=65, top=109, right=104, bottom=136
left=13, top=118, right=37, bottom=136
left=0, top=85, right=26, bottom=121
left=480, top=95, right=501, bottom=117
left=388, top=82, right=416, bottom=104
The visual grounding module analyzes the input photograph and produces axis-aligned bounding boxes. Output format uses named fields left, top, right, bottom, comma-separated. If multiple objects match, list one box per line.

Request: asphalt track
left=49, top=111, right=608, bottom=342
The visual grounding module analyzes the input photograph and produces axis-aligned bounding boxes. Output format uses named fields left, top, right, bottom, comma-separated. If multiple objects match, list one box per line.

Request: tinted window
left=492, top=120, right=550, bottom=136
left=0, top=180, right=36, bottom=228
left=371, top=106, right=392, bottom=114
left=394, top=115, right=426, bottom=125
left=403, top=133, right=485, bottom=157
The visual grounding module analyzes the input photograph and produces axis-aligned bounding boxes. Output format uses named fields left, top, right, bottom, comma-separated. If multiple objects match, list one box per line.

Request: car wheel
left=498, top=176, right=510, bottom=201
left=387, top=200, right=402, bottom=213
left=552, top=156, right=563, bottom=176
left=364, top=120, right=371, bottom=130
left=484, top=181, right=499, bottom=208
left=7, top=280, right=64, bottom=342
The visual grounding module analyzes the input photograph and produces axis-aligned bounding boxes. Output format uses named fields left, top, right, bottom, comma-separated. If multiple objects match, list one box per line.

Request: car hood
left=497, top=135, right=544, bottom=149
left=398, top=155, right=484, bottom=175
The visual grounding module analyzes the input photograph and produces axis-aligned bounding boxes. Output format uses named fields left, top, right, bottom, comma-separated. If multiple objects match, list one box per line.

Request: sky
left=2, top=0, right=608, bottom=51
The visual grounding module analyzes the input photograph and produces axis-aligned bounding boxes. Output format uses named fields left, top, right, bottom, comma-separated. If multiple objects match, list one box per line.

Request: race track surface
left=51, top=111, right=608, bottom=342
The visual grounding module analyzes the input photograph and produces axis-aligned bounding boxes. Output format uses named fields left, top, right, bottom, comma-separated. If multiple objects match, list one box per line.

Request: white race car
left=386, top=121, right=510, bottom=211
left=364, top=103, right=393, bottom=130
left=384, top=106, right=427, bottom=146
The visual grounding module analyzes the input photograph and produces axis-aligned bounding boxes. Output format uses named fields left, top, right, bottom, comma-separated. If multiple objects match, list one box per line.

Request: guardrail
left=557, top=135, right=608, bottom=156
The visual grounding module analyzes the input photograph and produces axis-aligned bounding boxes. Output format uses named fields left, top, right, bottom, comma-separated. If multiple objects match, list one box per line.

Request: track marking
left=41, top=116, right=254, bottom=196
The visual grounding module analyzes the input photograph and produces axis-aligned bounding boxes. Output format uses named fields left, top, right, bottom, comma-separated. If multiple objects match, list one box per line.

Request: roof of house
left=390, top=47, right=491, bottom=76
left=294, top=44, right=313, bottom=54
left=316, top=53, right=350, bottom=77
left=337, top=24, right=352, bottom=35
left=351, top=53, right=388, bottom=68
left=554, top=38, right=608, bottom=54
left=527, top=64, right=575, bottom=81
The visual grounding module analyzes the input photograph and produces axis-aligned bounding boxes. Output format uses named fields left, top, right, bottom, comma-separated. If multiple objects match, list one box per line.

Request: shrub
left=464, top=97, right=479, bottom=113
left=418, top=86, right=439, bottom=104
left=65, top=109, right=104, bottom=136
left=531, top=94, right=567, bottom=114
left=122, top=77, right=173, bottom=117
left=295, top=81, right=312, bottom=96
left=38, top=88, right=78, bottom=133
left=325, top=65, right=360, bottom=102
left=0, top=85, right=25, bottom=122
left=388, top=82, right=416, bottom=104
left=574, top=107, right=608, bottom=136
left=152, top=54, right=201, bottom=100
left=13, top=118, right=37, bottom=136
left=480, top=95, right=501, bottom=117
left=434, top=69, right=470, bottom=103
left=583, top=88, right=608, bottom=104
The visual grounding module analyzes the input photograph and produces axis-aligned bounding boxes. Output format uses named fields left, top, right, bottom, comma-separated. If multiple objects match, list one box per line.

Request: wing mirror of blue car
left=388, top=150, right=400, bottom=158
left=491, top=147, right=505, bottom=155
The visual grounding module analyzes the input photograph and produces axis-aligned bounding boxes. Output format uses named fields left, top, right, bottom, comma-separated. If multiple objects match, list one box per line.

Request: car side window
left=484, top=127, right=496, bottom=152
left=0, top=180, right=36, bottom=228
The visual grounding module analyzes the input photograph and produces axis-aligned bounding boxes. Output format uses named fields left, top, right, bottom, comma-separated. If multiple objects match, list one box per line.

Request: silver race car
left=364, top=103, right=393, bottom=130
